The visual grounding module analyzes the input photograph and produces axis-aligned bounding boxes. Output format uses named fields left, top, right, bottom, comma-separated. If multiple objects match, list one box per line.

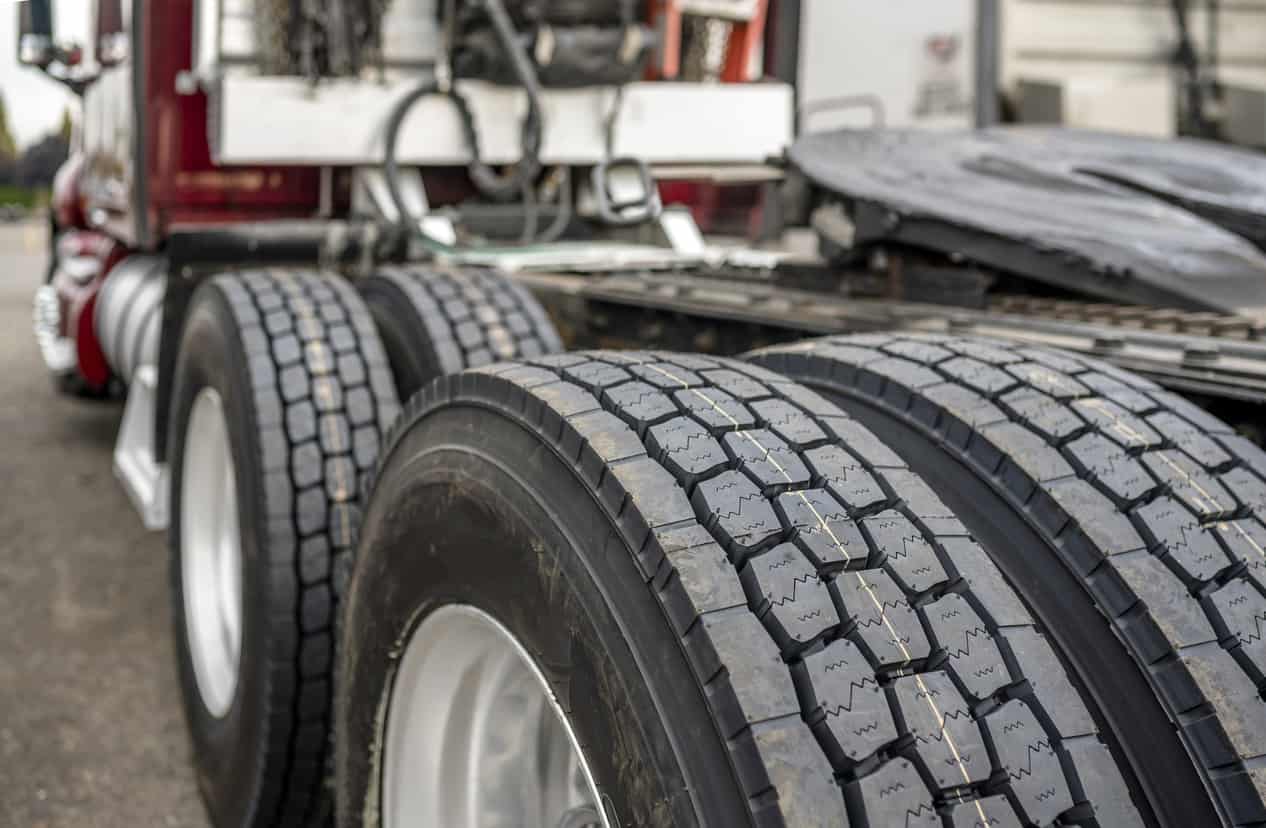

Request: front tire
left=169, top=269, right=399, bottom=827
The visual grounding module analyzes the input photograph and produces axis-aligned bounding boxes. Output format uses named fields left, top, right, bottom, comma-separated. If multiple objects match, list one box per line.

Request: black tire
left=169, top=269, right=399, bottom=828
left=359, top=264, right=563, bottom=401
left=749, top=333, right=1266, bottom=826
left=52, top=367, right=114, bottom=400
left=336, top=351, right=1142, bottom=827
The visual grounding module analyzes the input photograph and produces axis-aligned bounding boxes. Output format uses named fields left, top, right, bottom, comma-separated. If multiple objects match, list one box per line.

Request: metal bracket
left=657, top=207, right=708, bottom=256
left=352, top=167, right=457, bottom=250
left=114, top=365, right=170, bottom=531
left=591, top=157, right=664, bottom=226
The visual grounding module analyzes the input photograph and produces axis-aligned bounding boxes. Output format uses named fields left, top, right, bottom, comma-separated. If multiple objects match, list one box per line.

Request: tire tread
left=367, top=351, right=1138, bottom=827
left=751, top=332, right=1266, bottom=825
left=359, top=265, right=562, bottom=397
left=212, top=269, right=398, bottom=826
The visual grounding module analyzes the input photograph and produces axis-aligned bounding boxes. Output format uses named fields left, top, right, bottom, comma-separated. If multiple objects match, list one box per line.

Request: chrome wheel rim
left=383, top=605, right=608, bottom=828
left=181, top=387, right=243, bottom=719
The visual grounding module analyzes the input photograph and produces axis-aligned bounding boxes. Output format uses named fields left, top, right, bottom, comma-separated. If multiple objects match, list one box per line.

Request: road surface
left=0, top=222, right=209, bottom=827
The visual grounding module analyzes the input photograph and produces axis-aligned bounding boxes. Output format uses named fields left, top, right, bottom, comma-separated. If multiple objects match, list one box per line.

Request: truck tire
left=168, top=269, right=399, bottom=828
left=335, top=352, right=1142, bottom=827
left=359, top=265, right=563, bottom=401
left=749, top=333, right=1266, bottom=826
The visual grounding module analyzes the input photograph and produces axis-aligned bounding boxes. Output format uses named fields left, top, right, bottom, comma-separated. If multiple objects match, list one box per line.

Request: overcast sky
left=0, top=1, right=90, bottom=148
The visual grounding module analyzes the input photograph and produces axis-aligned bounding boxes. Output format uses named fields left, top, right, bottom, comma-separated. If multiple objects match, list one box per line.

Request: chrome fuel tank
left=94, top=255, right=166, bottom=385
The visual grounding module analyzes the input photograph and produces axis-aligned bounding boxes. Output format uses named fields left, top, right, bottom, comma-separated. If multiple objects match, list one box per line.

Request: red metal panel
left=75, top=293, right=110, bottom=389
left=52, top=153, right=87, bottom=229
left=141, top=0, right=321, bottom=243
left=648, top=0, right=769, bottom=81
left=721, top=2, right=768, bottom=83
left=52, top=230, right=122, bottom=390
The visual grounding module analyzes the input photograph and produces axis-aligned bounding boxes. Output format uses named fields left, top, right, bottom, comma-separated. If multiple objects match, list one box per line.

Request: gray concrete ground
left=0, top=222, right=209, bottom=827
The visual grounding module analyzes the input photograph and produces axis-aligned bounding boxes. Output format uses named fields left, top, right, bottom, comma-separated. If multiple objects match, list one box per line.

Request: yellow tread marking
left=645, top=363, right=982, bottom=811
left=1078, top=398, right=1152, bottom=451
left=1078, top=399, right=1224, bottom=516
left=911, top=672, right=983, bottom=799
left=1019, top=380, right=1254, bottom=611
left=1026, top=369, right=1266, bottom=805
left=1226, top=521, right=1266, bottom=561
left=647, top=366, right=854, bottom=564
left=284, top=277, right=354, bottom=545
left=1153, top=451, right=1222, bottom=516
left=307, top=342, right=330, bottom=374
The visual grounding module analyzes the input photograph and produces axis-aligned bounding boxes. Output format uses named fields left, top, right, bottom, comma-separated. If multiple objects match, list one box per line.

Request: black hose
left=518, top=180, right=540, bottom=244
left=1170, top=0, right=1212, bottom=136
left=469, top=0, right=545, bottom=201
left=382, top=79, right=566, bottom=251
left=537, top=166, right=573, bottom=244
left=383, top=76, right=567, bottom=250
left=381, top=0, right=556, bottom=251
left=382, top=77, right=460, bottom=253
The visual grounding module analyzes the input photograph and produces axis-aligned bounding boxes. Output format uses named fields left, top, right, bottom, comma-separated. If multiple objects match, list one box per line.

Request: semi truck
left=19, top=1, right=1266, bottom=826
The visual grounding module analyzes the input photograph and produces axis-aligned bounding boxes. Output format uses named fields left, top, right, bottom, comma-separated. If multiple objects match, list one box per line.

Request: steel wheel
left=180, top=386, right=243, bottom=719
left=383, top=605, right=607, bottom=828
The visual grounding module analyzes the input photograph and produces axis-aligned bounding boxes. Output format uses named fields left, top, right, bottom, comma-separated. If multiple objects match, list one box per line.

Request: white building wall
left=1001, top=0, right=1266, bottom=134
left=798, top=0, right=977, bottom=132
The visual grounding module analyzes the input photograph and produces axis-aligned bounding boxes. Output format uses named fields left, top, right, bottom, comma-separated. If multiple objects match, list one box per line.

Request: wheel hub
left=383, top=605, right=608, bottom=828
left=181, top=387, right=243, bottom=719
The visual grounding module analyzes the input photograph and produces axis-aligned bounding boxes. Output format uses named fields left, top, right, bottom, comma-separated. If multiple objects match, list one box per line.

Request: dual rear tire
left=167, top=264, right=566, bottom=827
left=169, top=270, right=1255, bottom=827
left=169, top=270, right=400, bottom=826
left=749, top=333, right=1266, bottom=826
left=335, top=352, right=1144, bottom=827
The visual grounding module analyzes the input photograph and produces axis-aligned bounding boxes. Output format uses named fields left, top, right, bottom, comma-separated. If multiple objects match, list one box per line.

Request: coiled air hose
left=383, top=0, right=572, bottom=252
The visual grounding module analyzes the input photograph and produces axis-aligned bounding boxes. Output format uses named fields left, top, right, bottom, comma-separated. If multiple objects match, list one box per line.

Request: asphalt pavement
left=0, top=222, right=209, bottom=827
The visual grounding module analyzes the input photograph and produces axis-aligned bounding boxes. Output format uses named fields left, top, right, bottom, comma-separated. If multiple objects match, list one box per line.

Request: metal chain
left=253, top=0, right=393, bottom=77
left=682, top=15, right=732, bottom=82
left=256, top=0, right=295, bottom=74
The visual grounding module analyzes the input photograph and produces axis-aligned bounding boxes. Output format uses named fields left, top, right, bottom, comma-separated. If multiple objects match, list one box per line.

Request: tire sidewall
left=169, top=284, right=271, bottom=828
left=337, top=406, right=751, bottom=828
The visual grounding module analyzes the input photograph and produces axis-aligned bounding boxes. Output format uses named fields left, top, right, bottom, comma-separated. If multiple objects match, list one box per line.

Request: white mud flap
left=113, top=365, right=169, bottom=531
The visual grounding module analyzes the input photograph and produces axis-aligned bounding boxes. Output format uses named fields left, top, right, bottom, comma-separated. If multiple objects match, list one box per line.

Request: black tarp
left=791, top=127, right=1266, bottom=314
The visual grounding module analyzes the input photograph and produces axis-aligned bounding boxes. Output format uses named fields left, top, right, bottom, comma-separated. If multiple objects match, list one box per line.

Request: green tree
left=0, top=96, right=17, bottom=160
left=58, top=107, right=72, bottom=145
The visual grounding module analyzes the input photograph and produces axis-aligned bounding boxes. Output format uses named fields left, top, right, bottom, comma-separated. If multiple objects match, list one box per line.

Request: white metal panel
left=114, top=366, right=170, bottom=531
left=381, top=0, right=441, bottom=65
left=1010, top=58, right=1266, bottom=93
left=194, top=0, right=258, bottom=75
left=1056, top=75, right=1175, bottom=136
left=220, top=0, right=257, bottom=62
left=82, top=65, right=132, bottom=179
left=213, top=78, right=794, bottom=166
left=798, top=0, right=976, bottom=131
left=1002, top=0, right=1266, bottom=89
left=193, top=0, right=220, bottom=77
